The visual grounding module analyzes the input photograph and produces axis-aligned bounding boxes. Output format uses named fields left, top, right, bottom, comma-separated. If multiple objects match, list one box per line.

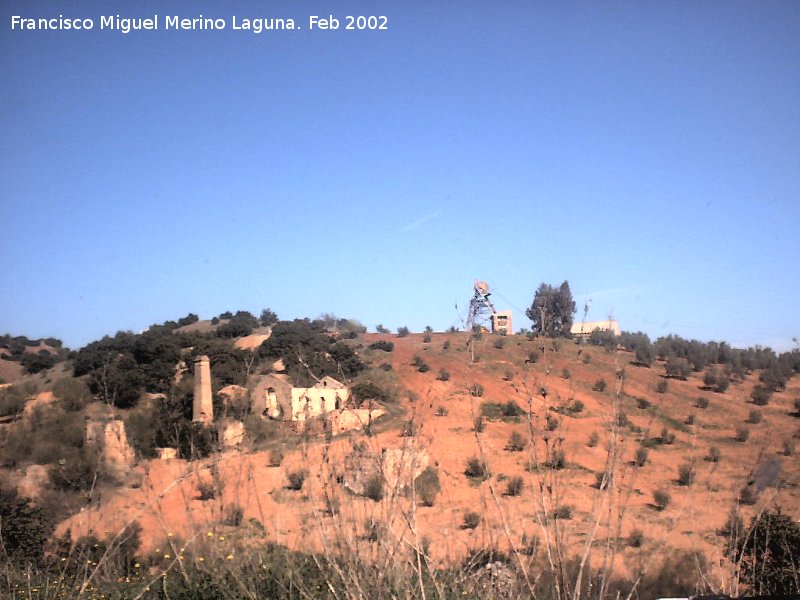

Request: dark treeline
left=587, top=329, right=800, bottom=392
left=0, top=333, right=68, bottom=375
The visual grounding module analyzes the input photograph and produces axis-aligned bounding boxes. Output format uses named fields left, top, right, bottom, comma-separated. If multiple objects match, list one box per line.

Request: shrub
left=223, top=504, right=244, bottom=526
left=364, top=474, right=384, bottom=501
left=734, top=426, right=750, bottom=442
left=581, top=352, right=592, bottom=364
left=746, top=410, right=762, bottom=424
left=368, top=341, right=394, bottom=352
left=442, top=340, right=450, bottom=351
left=197, top=481, right=217, bottom=500
left=546, top=448, right=566, bottom=469
left=594, top=471, right=609, bottom=490
left=473, top=415, right=485, bottom=432
left=396, top=326, right=410, bottom=337
left=494, top=338, right=505, bottom=350
left=656, top=379, right=669, bottom=394
left=504, top=369, right=514, bottom=381
left=653, top=489, right=671, bottom=510
left=628, top=529, right=645, bottom=548
left=719, top=508, right=744, bottom=538
left=685, top=413, right=695, bottom=425
left=562, top=368, right=571, bottom=380
left=243, top=416, right=279, bottom=448
left=49, top=449, right=98, bottom=492
left=351, top=381, right=391, bottom=405
left=464, top=457, right=488, bottom=480
left=569, top=399, right=584, bottom=414
left=706, top=446, right=721, bottom=463
left=636, top=397, right=651, bottom=409
left=417, top=362, right=430, bottom=373
left=286, top=469, right=307, bottom=490
left=593, top=379, right=607, bottom=392
left=794, top=397, right=800, bottom=415
left=704, top=368, right=729, bottom=393
left=696, top=396, right=710, bottom=409
left=0, top=386, right=26, bottom=417
left=546, top=414, right=559, bottom=431
left=415, top=467, right=440, bottom=507
left=503, top=400, right=524, bottom=417
left=422, top=334, right=432, bottom=343
left=0, top=485, right=49, bottom=566
left=437, top=369, right=450, bottom=382
left=733, top=509, right=800, bottom=595
left=635, top=446, right=648, bottom=467
left=375, top=324, right=390, bottom=334
left=462, top=511, right=481, bottom=529
left=677, top=462, right=695, bottom=486
left=506, top=431, right=526, bottom=452
left=634, top=344, right=654, bottom=366
left=660, top=427, right=675, bottom=445
left=469, top=384, right=484, bottom=397
left=435, top=405, right=448, bottom=417
left=505, top=476, right=524, bottom=496
left=751, top=385, right=772, bottom=406
left=52, top=378, right=92, bottom=412
left=739, top=485, right=758, bottom=506
left=527, top=350, right=540, bottom=363
left=665, top=357, right=691, bottom=380
left=553, top=505, right=573, bottom=519
left=587, top=431, right=599, bottom=447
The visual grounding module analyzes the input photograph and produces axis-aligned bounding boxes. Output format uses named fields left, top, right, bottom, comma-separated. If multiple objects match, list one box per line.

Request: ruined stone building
left=250, top=373, right=349, bottom=421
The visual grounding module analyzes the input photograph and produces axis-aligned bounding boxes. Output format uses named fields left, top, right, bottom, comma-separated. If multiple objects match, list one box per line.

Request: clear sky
left=1, top=1, right=798, bottom=351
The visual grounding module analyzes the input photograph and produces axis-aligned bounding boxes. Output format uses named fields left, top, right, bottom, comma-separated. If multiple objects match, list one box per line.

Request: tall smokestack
left=193, top=355, right=213, bottom=424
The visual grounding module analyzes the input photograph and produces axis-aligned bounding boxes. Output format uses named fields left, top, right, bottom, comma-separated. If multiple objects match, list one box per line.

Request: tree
left=177, top=313, right=199, bottom=327
left=525, top=281, right=576, bottom=337
left=20, top=349, right=57, bottom=374
left=259, top=320, right=364, bottom=386
left=260, top=308, right=279, bottom=326
left=665, top=357, right=691, bottom=380
left=733, top=508, right=800, bottom=595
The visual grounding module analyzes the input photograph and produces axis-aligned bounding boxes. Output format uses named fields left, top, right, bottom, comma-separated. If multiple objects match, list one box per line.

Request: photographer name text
left=10, top=14, right=389, bottom=34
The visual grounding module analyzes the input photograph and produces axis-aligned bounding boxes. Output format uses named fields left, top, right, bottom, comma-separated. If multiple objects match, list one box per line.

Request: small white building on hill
left=570, top=320, right=621, bottom=338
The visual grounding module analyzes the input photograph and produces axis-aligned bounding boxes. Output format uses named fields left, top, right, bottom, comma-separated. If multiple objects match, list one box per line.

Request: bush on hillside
left=653, top=489, right=670, bottom=510
left=415, top=467, right=441, bottom=507
left=368, top=341, right=394, bottom=352
left=464, top=457, right=488, bottom=480
left=462, top=511, right=481, bottom=529
left=504, top=476, right=524, bottom=496
left=0, top=386, right=26, bottom=417
left=506, top=431, right=526, bottom=452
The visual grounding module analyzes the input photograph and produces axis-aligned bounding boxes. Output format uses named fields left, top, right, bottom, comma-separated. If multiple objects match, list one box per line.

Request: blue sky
left=1, top=1, right=798, bottom=351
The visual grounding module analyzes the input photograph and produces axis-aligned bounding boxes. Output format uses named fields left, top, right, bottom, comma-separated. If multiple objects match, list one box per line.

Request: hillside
left=11, top=330, right=794, bottom=595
